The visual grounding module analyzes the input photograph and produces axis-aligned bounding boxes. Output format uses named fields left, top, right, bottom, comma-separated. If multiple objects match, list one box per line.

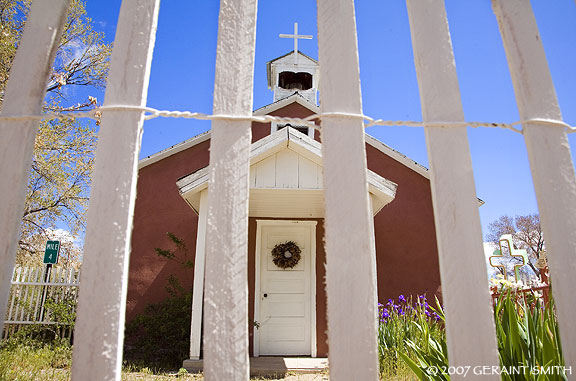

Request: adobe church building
left=126, top=49, right=441, bottom=359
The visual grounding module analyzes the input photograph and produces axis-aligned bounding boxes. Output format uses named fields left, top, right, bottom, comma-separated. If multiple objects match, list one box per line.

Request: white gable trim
left=364, top=133, right=430, bottom=179
left=253, top=93, right=320, bottom=116
left=138, top=130, right=210, bottom=169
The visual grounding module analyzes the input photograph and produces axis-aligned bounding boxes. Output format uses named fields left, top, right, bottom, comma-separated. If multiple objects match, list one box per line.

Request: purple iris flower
left=399, top=294, right=407, bottom=303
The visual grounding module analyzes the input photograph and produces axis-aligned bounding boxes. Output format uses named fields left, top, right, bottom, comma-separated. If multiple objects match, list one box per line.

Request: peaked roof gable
left=253, top=92, right=319, bottom=116
left=139, top=96, right=431, bottom=180
left=177, top=127, right=398, bottom=216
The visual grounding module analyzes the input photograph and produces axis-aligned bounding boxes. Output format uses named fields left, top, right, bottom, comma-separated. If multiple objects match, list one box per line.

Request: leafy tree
left=486, top=213, right=545, bottom=277
left=0, top=0, right=111, bottom=264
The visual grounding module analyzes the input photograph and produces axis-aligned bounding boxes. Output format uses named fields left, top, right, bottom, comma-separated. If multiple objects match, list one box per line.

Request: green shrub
left=123, top=232, right=194, bottom=370
left=123, top=291, right=192, bottom=370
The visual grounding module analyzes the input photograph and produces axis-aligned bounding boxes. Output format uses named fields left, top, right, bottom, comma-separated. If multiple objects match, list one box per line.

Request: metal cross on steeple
left=279, top=22, right=312, bottom=65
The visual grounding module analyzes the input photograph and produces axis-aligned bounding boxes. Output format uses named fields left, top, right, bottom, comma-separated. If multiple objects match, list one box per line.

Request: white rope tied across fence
left=0, top=104, right=574, bottom=134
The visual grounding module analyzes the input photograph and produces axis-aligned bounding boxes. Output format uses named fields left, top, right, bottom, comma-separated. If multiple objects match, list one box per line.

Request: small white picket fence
left=2, top=266, right=80, bottom=340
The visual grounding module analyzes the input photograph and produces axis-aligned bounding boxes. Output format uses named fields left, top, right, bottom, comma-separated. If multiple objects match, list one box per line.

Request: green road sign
left=44, top=241, right=60, bottom=264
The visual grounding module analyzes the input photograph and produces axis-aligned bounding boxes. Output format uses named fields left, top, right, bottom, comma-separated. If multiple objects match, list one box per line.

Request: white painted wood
left=275, top=149, right=299, bottom=188
left=202, top=0, right=257, bottom=379
left=279, top=22, right=313, bottom=66
left=71, top=1, right=160, bottom=380
left=189, top=190, right=208, bottom=360
left=255, top=156, right=276, bottom=188
left=493, top=0, right=576, bottom=369
left=253, top=148, right=323, bottom=190
left=406, top=0, right=500, bottom=374
left=249, top=189, right=324, bottom=218
left=253, top=222, right=263, bottom=358
left=254, top=220, right=317, bottom=357
left=0, top=0, right=69, bottom=333
left=253, top=94, right=320, bottom=116
left=250, top=165, right=257, bottom=187
left=299, top=156, right=320, bottom=189
left=316, top=1, right=379, bottom=379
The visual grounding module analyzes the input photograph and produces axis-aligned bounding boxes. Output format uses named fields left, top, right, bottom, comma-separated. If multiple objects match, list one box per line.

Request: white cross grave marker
left=489, top=234, right=528, bottom=282
left=279, top=22, right=312, bottom=65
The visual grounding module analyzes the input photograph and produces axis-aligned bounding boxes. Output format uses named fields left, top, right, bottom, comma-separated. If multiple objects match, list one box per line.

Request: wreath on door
left=271, top=241, right=301, bottom=269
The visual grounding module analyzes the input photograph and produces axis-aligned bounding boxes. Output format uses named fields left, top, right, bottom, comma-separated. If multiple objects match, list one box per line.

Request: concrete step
left=183, top=357, right=329, bottom=377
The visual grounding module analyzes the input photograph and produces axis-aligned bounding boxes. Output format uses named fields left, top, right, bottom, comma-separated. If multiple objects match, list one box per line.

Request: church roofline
left=364, top=134, right=430, bottom=179
left=137, top=120, right=431, bottom=181
left=138, top=130, right=211, bottom=170
left=253, top=92, right=319, bottom=116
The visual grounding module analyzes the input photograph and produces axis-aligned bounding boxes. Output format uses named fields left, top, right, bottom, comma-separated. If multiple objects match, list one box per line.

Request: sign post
left=40, top=240, right=60, bottom=321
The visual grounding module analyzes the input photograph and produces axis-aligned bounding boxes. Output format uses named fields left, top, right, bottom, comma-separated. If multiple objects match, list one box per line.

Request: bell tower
left=266, top=23, right=319, bottom=104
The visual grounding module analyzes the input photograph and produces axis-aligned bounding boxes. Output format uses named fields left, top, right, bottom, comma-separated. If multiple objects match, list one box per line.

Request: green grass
left=1, top=342, right=328, bottom=380
left=0, top=341, right=71, bottom=381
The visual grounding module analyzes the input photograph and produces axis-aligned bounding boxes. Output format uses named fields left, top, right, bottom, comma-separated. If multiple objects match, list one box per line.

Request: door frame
left=253, top=219, right=317, bottom=357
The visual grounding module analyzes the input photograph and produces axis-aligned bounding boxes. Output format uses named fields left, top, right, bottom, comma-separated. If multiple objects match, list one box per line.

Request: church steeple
left=266, top=23, right=319, bottom=104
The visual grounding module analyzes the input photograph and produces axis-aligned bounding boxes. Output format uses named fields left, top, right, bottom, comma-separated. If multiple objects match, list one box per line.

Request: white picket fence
left=3, top=266, right=80, bottom=340
left=0, top=0, right=575, bottom=380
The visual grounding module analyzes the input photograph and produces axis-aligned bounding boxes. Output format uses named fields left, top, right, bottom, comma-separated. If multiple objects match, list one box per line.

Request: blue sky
left=86, top=0, right=576, bottom=238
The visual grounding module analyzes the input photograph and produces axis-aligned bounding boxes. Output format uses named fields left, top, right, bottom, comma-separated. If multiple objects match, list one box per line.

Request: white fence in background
left=3, top=266, right=80, bottom=339
left=0, top=0, right=575, bottom=380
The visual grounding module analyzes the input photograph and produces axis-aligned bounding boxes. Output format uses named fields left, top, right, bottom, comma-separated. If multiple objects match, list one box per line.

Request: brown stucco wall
left=366, top=144, right=441, bottom=302
left=127, top=140, right=210, bottom=320
left=252, top=102, right=320, bottom=142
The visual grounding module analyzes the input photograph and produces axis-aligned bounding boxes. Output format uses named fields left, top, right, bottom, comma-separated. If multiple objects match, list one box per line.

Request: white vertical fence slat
left=316, top=1, right=380, bottom=379
left=7, top=268, right=19, bottom=322
left=71, top=0, right=160, bottom=379
left=202, top=0, right=257, bottom=378
left=19, top=267, right=30, bottom=322
left=0, top=0, right=70, bottom=333
left=406, top=0, right=500, bottom=373
left=493, top=0, right=576, bottom=369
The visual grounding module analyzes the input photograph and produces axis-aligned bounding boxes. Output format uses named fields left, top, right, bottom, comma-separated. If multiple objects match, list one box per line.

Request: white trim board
left=253, top=93, right=320, bottom=116
left=138, top=130, right=210, bottom=169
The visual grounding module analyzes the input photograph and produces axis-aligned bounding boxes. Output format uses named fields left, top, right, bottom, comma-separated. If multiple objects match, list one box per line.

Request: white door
left=256, top=220, right=316, bottom=356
